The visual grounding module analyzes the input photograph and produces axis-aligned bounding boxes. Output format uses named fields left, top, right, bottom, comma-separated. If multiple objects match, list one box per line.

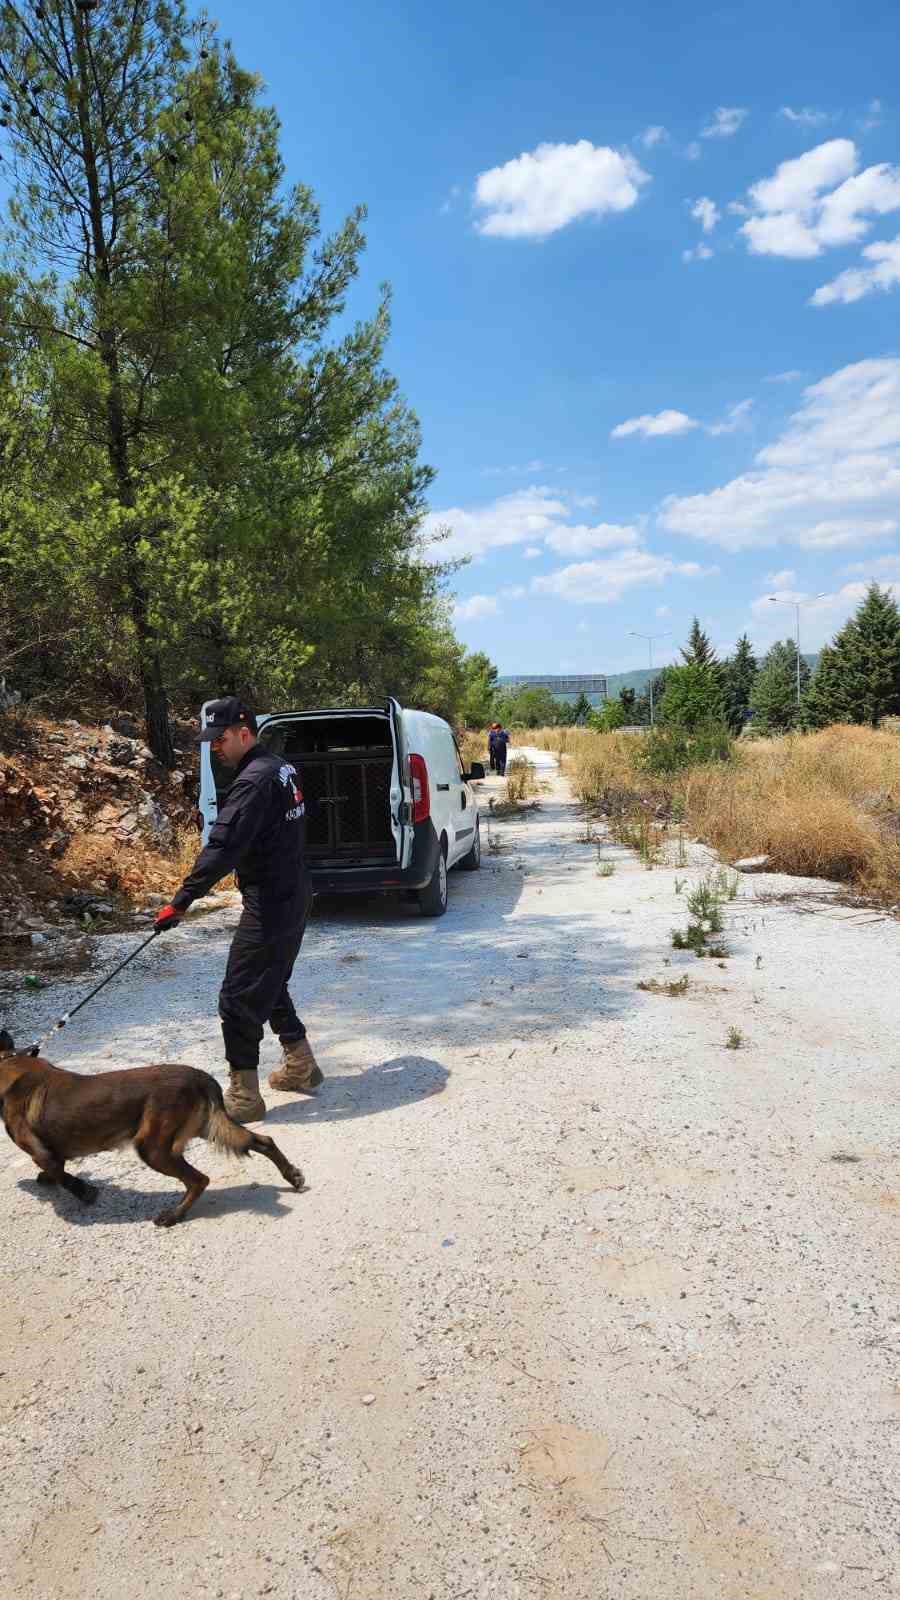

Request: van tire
left=458, top=816, right=481, bottom=871
left=418, top=842, right=449, bottom=917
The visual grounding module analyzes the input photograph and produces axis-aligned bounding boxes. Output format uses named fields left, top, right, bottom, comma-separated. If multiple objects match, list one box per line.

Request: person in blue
left=487, top=722, right=500, bottom=771
left=494, top=724, right=510, bottom=776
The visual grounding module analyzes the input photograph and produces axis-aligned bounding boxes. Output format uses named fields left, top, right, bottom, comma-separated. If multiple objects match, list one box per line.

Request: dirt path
left=3, top=755, right=898, bottom=1599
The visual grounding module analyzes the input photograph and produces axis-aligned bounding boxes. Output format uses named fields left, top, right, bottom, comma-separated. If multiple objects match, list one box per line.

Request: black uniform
left=172, top=745, right=311, bottom=1069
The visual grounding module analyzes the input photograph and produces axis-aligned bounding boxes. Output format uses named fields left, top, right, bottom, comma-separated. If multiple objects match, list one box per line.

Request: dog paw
left=35, top=1171, right=56, bottom=1186
left=153, top=1210, right=179, bottom=1227
left=286, top=1166, right=305, bottom=1191
left=73, top=1179, right=99, bottom=1205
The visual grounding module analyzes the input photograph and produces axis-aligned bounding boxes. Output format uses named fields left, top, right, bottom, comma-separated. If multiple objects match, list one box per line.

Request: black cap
left=198, top=696, right=258, bottom=742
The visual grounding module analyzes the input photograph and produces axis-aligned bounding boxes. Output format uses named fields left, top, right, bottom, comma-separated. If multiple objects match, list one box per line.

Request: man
left=494, top=724, right=510, bottom=777
left=153, top=696, right=321, bottom=1123
left=487, top=723, right=499, bottom=772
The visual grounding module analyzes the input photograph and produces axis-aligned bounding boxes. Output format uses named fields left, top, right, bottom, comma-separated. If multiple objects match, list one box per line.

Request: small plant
left=597, top=861, right=615, bottom=877
left=671, top=922, right=707, bottom=955
left=686, top=879, right=719, bottom=922
left=675, top=826, right=688, bottom=867
left=674, top=877, right=686, bottom=894
left=712, top=866, right=740, bottom=901
left=638, top=974, right=690, bottom=996
left=505, top=757, right=539, bottom=804
left=706, top=942, right=729, bottom=960
left=725, top=1026, right=744, bottom=1050
left=577, top=820, right=602, bottom=844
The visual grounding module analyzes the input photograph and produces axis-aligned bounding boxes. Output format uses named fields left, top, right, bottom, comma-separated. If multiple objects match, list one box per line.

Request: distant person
left=487, top=722, right=501, bottom=771
left=494, top=724, right=510, bottom=776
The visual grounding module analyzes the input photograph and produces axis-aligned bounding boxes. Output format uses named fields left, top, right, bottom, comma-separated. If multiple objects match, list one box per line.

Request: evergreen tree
left=618, top=687, right=637, bottom=719
left=681, top=617, right=718, bottom=668
left=803, top=585, right=900, bottom=728
left=571, top=690, right=593, bottom=724
left=633, top=670, right=669, bottom=726
left=722, top=635, right=758, bottom=733
left=750, top=640, right=810, bottom=733
left=658, top=662, right=726, bottom=730
left=459, top=651, right=499, bottom=727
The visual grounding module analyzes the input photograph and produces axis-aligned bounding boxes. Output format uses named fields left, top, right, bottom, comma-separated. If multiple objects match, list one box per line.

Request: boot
left=224, top=1068, right=266, bottom=1123
left=269, top=1037, right=323, bottom=1094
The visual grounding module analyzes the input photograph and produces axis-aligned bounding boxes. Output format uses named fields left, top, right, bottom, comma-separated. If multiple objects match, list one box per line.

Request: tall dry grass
left=458, top=728, right=488, bottom=771
left=556, top=721, right=900, bottom=903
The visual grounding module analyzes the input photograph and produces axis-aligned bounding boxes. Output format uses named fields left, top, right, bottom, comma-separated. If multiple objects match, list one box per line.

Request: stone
left=733, top=855, right=771, bottom=873
left=64, top=754, right=88, bottom=770
left=107, top=740, right=136, bottom=768
left=110, top=714, right=141, bottom=739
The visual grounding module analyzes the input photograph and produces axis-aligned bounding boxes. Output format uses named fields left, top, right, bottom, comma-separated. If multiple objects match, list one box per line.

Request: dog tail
left=200, top=1077, right=255, bottom=1157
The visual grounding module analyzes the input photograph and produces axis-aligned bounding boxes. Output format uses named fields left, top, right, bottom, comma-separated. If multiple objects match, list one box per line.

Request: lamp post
left=767, top=595, right=827, bottom=707
left=629, top=631, right=670, bottom=726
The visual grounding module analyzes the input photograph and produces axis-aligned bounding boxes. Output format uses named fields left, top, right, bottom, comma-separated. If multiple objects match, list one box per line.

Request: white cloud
left=796, top=519, right=898, bottom=549
left=690, top=196, right=721, bottom=233
left=659, top=357, right=900, bottom=551
left=684, top=141, right=702, bottom=161
left=749, top=582, right=897, bottom=650
left=656, top=604, right=671, bottom=617
left=482, top=458, right=548, bottom=477
left=811, top=234, right=900, bottom=305
left=523, top=546, right=543, bottom=559
left=727, top=200, right=750, bottom=217
left=422, top=486, right=571, bottom=561
left=453, top=594, right=500, bottom=622
left=473, top=140, right=649, bottom=239
left=780, top=106, right=830, bottom=128
left=533, top=549, right=717, bottom=604
left=739, top=139, right=900, bottom=259
left=612, top=408, right=699, bottom=439
left=683, top=242, right=713, bottom=263
left=764, top=369, right=804, bottom=383
left=844, top=553, right=900, bottom=576
left=764, top=568, right=798, bottom=588
left=707, top=398, right=753, bottom=436
left=640, top=125, right=668, bottom=149
left=544, top=521, right=640, bottom=556
left=860, top=98, right=884, bottom=133
left=702, top=107, right=748, bottom=139
left=500, top=584, right=527, bottom=599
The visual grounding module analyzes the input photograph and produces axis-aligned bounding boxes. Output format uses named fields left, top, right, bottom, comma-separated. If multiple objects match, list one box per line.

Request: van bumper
left=307, top=819, right=441, bottom=896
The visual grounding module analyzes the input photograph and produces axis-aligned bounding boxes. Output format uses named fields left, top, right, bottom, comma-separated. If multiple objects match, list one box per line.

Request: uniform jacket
left=173, top=745, right=307, bottom=917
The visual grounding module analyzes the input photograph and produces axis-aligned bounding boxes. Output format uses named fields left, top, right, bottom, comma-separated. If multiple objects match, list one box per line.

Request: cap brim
left=196, top=727, right=221, bottom=743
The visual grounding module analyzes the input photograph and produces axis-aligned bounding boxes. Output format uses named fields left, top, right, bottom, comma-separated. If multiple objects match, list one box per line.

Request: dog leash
left=27, top=928, right=162, bottom=1057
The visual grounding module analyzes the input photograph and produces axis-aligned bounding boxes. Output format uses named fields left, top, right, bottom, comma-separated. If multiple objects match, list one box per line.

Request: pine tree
left=658, top=662, right=726, bottom=730
left=681, top=617, right=718, bottom=668
left=722, top=635, right=758, bottom=733
left=803, top=585, right=900, bottom=728
left=750, top=640, right=810, bottom=733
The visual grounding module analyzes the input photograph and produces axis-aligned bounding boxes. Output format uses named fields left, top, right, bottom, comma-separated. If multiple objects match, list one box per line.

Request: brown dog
left=0, top=1031, right=304, bottom=1226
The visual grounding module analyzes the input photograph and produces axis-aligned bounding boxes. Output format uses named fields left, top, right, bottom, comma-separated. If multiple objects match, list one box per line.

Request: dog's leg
left=9, top=1120, right=98, bottom=1205
left=134, top=1137, right=209, bottom=1227
left=243, top=1130, right=305, bottom=1192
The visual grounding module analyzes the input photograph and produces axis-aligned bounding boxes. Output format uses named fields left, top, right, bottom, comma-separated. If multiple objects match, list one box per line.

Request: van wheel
left=458, top=817, right=481, bottom=871
left=418, top=844, right=448, bottom=917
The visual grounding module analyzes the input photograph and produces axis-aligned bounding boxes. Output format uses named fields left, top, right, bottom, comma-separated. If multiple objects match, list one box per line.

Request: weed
left=674, top=877, right=686, bottom=894
left=505, top=758, right=539, bottom=804
left=597, top=862, right=615, bottom=877
left=725, top=1026, right=744, bottom=1050
left=637, top=974, right=690, bottom=997
left=706, top=942, right=729, bottom=960
left=671, top=922, right=706, bottom=955
left=674, top=826, right=688, bottom=867
left=577, top=820, right=602, bottom=844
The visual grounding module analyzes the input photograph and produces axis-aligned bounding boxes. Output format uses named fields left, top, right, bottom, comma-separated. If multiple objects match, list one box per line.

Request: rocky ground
left=2, top=751, right=898, bottom=1599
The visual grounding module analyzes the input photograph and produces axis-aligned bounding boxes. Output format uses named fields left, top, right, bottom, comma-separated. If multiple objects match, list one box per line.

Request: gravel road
left=3, top=750, right=899, bottom=1599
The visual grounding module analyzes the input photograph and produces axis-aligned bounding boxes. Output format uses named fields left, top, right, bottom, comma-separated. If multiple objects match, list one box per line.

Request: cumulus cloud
left=738, top=139, right=900, bottom=258
left=683, top=242, right=713, bottom=262
left=611, top=409, right=699, bottom=439
left=702, top=107, right=748, bottom=139
left=453, top=594, right=499, bottom=622
left=811, top=234, right=900, bottom=305
left=523, top=546, right=543, bottom=559
left=749, top=582, right=896, bottom=650
left=544, top=522, right=640, bottom=556
left=780, top=106, right=830, bottom=128
left=640, top=125, right=668, bottom=148
left=422, top=487, right=642, bottom=565
left=690, top=196, right=721, bottom=233
left=532, top=549, right=716, bottom=604
left=659, top=357, right=900, bottom=551
left=764, top=568, right=798, bottom=588
left=473, top=140, right=649, bottom=239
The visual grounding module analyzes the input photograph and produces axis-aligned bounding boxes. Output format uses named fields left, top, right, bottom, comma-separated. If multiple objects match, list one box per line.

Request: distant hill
left=605, top=654, right=819, bottom=700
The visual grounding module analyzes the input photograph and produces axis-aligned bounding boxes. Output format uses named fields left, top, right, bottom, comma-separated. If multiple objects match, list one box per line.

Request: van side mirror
left=466, top=762, right=485, bottom=781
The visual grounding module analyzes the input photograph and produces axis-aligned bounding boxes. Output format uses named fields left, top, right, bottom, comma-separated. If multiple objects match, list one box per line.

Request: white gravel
left=3, top=750, right=899, bottom=1598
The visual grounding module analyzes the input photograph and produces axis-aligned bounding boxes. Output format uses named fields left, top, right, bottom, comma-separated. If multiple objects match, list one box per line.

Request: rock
left=107, top=739, right=137, bottom=768
left=64, top=754, right=88, bottom=770
left=110, top=714, right=141, bottom=739
left=733, top=855, right=771, bottom=873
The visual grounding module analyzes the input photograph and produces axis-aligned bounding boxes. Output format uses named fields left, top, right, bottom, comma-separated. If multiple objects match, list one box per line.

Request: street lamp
left=767, top=594, right=827, bottom=706
left=629, top=631, right=670, bottom=726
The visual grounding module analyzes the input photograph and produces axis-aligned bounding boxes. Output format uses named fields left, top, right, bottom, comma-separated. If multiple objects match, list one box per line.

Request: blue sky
left=208, top=0, right=898, bottom=675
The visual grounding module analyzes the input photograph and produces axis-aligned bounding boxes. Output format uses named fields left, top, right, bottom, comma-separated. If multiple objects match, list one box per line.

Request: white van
left=198, top=699, right=485, bottom=916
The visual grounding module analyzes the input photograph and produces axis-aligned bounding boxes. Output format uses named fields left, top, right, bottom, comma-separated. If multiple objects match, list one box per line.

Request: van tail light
left=408, top=753, right=430, bottom=823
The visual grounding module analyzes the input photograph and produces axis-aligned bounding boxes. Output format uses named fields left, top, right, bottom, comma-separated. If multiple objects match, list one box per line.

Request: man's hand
left=154, top=904, right=181, bottom=933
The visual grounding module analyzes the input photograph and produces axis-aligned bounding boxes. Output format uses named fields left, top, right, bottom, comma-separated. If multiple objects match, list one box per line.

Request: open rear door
left=386, top=697, right=412, bottom=869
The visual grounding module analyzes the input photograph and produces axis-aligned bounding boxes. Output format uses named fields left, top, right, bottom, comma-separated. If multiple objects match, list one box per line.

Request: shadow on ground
left=264, top=1054, right=448, bottom=1125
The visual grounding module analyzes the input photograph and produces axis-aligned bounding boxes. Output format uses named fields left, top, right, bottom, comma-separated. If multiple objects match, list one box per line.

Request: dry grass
left=551, top=721, right=900, bottom=905
left=57, top=822, right=218, bottom=903
left=505, top=756, right=540, bottom=804
left=458, top=728, right=487, bottom=771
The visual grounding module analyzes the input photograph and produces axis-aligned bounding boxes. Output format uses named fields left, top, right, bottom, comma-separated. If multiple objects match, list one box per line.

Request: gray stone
left=733, top=854, right=772, bottom=873
left=64, top=754, right=88, bottom=770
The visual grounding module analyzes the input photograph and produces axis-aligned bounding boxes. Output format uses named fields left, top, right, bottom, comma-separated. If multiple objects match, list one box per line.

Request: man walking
left=154, top=696, right=321, bottom=1123
left=494, top=724, right=510, bottom=777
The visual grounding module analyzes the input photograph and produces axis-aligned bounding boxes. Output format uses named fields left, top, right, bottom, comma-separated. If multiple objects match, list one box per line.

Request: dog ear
left=0, top=1028, right=16, bottom=1055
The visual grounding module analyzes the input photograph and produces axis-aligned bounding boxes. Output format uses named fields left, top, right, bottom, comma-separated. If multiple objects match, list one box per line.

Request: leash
left=27, top=928, right=162, bottom=1057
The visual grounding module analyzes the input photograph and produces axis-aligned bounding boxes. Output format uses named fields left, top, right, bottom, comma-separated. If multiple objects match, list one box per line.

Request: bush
left=638, top=721, right=734, bottom=777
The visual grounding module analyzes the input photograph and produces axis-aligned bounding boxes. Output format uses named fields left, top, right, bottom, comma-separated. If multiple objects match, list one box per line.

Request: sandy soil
left=2, top=749, right=898, bottom=1599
